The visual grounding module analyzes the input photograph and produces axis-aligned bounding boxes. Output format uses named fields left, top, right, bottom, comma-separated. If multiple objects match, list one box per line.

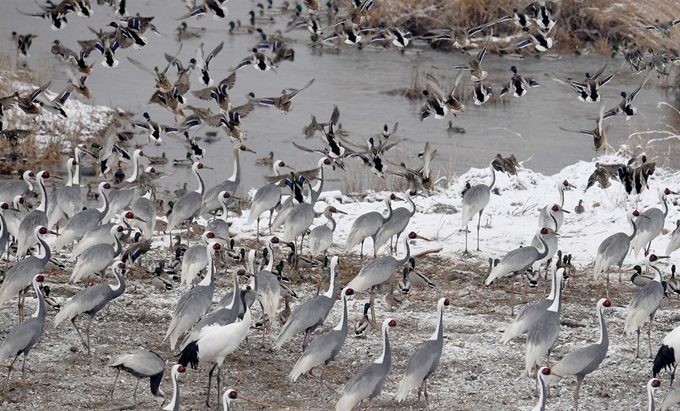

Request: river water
left=1, top=0, right=678, bottom=196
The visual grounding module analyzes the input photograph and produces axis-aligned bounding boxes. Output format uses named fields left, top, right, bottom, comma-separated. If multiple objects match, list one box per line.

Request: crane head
left=40, top=171, right=50, bottom=179
left=632, top=210, right=640, bottom=217
left=212, top=243, right=222, bottom=251
left=36, top=275, right=45, bottom=283
left=603, top=299, right=611, bottom=307
left=177, top=365, right=186, bottom=373
left=206, top=232, right=216, bottom=239
left=125, top=211, right=134, bottom=219
left=345, top=288, right=354, bottom=296
left=226, top=390, right=237, bottom=400
left=443, top=298, right=450, bottom=306
left=540, top=367, right=551, bottom=376
left=324, top=158, right=332, bottom=165
left=388, top=319, right=397, bottom=327
left=651, top=378, right=661, bottom=388
left=540, top=227, right=549, bottom=235
left=38, top=226, right=48, bottom=235
left=271, top=237, right=280, bottom=244
left=0, top=203, right=7, bottom=210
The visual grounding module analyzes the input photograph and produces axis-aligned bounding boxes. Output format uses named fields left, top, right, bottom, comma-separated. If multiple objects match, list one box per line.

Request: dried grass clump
left=361, top=0, right=680, bottom=53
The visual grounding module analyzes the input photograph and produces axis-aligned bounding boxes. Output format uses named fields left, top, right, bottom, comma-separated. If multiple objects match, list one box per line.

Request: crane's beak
left=202, top=165, right=215, bottom=170
left=48, top=230, right=59, bottom=236
left=655, top=255, right=671, bottom=260
left=334, top=208, right=348, bottom=215
left=561, top=208, right=570, bottom=214
left=392, top=195, right=404, bottom=202
left=411, top=233, right=431, bottom=241
left=132, top=216, right=147, bottom=223
left=246, top=148, right=257, bottom=154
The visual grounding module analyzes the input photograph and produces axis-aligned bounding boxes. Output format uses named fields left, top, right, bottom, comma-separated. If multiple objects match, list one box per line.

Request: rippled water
left=1, top=0, right=678, bottom=195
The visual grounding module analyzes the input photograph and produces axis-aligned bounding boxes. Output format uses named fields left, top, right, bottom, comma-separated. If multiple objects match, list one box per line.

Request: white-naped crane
left=166, top=162, right=212, bottom=245
left=165, top=241, right=220, bottom=351
left=647, top=378, right=662, bottom=411
left=345, top=193, right=401, bottom=258
left=335, top=318, right=396, bottom=411
left=537, top=179, right=575, bottom=232
left=275, top=256, right=339, bottom=351
left=631, top=188, right=675, bottom=258
left=131, top=188, right=156, bottom=239
left=666, top=220, right=680, bottom=256
left=200, top=144, right=256, bottom=217
left=180, top=231, right=221, bottom=286
left=0, top=226, right=52, bottom=320
left=289, top=287, right=354, bottom=387
left=69, top=211, right=141, bottom=260
left=533, top=367, right=552, bottom=411
left=626, top=254, right=669, bottom=358
left=248, top=159, right=290, bottom=242
left=0, top=170, right=34, bottom=204
left=47, top=157, right=81, bottom=229
left=347, top=232, right=427, bottom=323
left=0, top=274, right=45, bottom=382
left=593, top=209, right=643, bottom=298
left=70, top=224, right=125, bottom=283
left=54, top=261, right=127, bottom=354
left=55, top=182, right=112, bottom=251
left=460, top=160, right=495, bottom=253
left=502, top=264, right=565, bottom=344
left=525, top=267, right=566, bottom=377
left=253, top=237, right=282, bottom=344
left=308, top=206, right=347, bottom=258
left=205, top=191, right=234, bottom=244
left=178, top=285, right=251, bottom=409
left=16, top=170, right=50, bottom=258
left=102, top=149, right=146, bottom=223
left=548, top=298, right=611, bottom=411
left=395, top=297, right=449, bottom=405
left=373, top=190, right=416, bottom=255
left=485, top=228, right=549, bottom=313
left=108, top=349, right=166, bottom=406
left=222, top=388, right=238, bottom=411
left=161, top=364, right=185, bottom=411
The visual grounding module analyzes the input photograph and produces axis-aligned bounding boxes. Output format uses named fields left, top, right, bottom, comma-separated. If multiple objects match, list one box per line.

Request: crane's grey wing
left=304, top=329, right=347, bottom=364
left=551, top=344, right=606, bottom=378
left=108, top=349, right=165, bottom=376
left=68, top=284, right=114, bottom=313
left=342, top=363, right=388, bottom=400
left=0, top=318, right=45, bottom=362
left=404, top=339, right=442, bottom=381
left=628, top=282, right=664, bottom=312
left=661, top=388, right=680, bottom=410
left=527, top=311, right=560, bottom=346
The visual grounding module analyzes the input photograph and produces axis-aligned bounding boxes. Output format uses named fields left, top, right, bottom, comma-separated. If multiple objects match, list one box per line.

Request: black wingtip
left=653, top=345, right=675, bottom=377
left=178, top=341, right=200, bottom=369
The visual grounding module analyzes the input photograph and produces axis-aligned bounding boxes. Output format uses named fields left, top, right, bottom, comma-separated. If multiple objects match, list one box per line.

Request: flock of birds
left=1, top=0, right=680, bottom=410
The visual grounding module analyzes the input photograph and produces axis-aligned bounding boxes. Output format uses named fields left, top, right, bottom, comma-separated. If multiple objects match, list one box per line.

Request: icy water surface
left=0, top=0, right=678, bottom=195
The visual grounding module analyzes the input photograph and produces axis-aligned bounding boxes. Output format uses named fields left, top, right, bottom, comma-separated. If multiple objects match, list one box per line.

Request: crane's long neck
left=536, top=234, right=549, bottom=261
left=596, top=305, right=609, bottom=347
left=109, top=270, right=126, bottom=298
left=533, top=376, right=547, bottom=411
left=328, top=214, right=337, bottom=232
left=374, top=326, right=391, bottom=367
left=488, top=161, right=496, bottom=190
left=228, top=147, right=240, bottom=183
left=219, top=197, right=229, bottom=223
left=546, top=266, right=558, bottom=300
left=265, top=242, right=274, bottom=272
left=65, top=160, right=74, bottom=187
left=37, top=176, right=47, bottom=213
left=662, top=195, right=669, bottom=219
left=651, top=264, right=662, bottom=283
left=226, top=271, right=239, bottom=310
left=37, top=235, right=51, bottom=264
left=558, top=184, right=565, bottom=208
left=407, top=194, right=416, bottom=217
left=648, top=386, right=656, bottom=411
left=193, top=167, right=205, bottom=195
left=382, top=198, right=393, bottom=223
left=311, top=158, right=326, bottom=204
left=126, top=152, right=141, bottom=183
left=97, top=186, right=110, bottom=219
left=333, top=293, right=349, bottom=331
left=30, top=278, right=45, bottom=320
left=396, top=237, right=411, bottom=266
left=163, top=371, right=181, bottom=411
left=325, top=265, right=335, bottom=298
left=24, top=173, right=34, bottom=192
left=198, top=251, right=215, bottom=287
left=429, top=305, right=445, bottom=341
left=73, top=162, right=81, bottom=186
left=246, top=251, right=255, bottom=275
left=627, top=214, right=639, bottom=242
left=547, top=276, right=562, bottom=313
left=112, top=234, right=122, bottom=257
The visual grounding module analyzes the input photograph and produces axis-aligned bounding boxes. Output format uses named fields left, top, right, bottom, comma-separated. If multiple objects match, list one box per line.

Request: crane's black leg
left=216, top=366, right=222, bottom=410
left=20, top=355, right=26, bottom=381
left=108, top=368, right=121, bottom=397
left=206, top=363, right=217, bottom=408
left=133, top=378, right=140, bottom=406
left=71, top=317, right=89, bottom=352
left=476, top=209, right=484, bottom=251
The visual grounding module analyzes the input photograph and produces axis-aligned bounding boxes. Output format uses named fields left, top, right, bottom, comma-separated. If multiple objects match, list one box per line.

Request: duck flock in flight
left=1, top=0, right=680, bottom=410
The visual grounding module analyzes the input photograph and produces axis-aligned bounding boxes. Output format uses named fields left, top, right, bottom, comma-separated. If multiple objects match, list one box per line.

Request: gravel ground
left=0, top=244, right=676, bottom=411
